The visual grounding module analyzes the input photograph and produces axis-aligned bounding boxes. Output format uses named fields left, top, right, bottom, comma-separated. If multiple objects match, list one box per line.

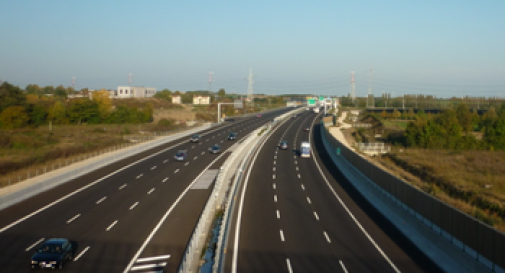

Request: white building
left=172, top=95, right=182, bottom=104
left=193, top=95, right=211, bottom=105
left=116, top=86, right=156, bottom=98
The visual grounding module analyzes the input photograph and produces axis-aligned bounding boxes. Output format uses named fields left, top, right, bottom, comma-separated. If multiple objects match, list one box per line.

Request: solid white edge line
left=122, top=140, right=236, bottom=273
left=232, top=114, right=293, bottom=273
left=0, top=118, right=243, bottom=234
left=309, top=113, right=402, bottom=273
left=136, top=254, right=171, bottom=263
left=25, top=238, right=45, bottom=251
left=73, top=246, right=90, bottom=261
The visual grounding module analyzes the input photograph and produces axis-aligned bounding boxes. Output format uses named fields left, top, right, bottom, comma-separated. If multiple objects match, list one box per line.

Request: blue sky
left=1, top=0, right=504, bottom=97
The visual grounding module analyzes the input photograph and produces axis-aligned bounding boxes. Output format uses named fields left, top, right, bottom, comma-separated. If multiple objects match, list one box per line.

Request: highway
left=224, top=109, right=442, bottom=273
left=0, top=109, right=291, bottom=273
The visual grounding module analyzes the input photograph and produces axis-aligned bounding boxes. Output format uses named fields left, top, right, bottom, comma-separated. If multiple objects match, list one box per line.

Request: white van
left=300, top=141, right=311, bottom=158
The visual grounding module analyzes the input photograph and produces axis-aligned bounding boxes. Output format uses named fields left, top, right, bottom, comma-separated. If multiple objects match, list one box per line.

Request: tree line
left=0, top=82, right=152, bottom=129
left=401, top=103, right=505, bottom=150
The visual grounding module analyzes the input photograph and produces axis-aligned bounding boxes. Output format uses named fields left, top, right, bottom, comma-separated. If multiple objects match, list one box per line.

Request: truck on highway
left=300, top=141, right=311, bottom=158
left=313, top=107, right=320, bottom=113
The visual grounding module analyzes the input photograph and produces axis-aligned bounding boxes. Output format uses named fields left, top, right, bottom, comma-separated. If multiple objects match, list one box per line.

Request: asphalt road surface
left=0, top=108, right=292, bottom=273
left=224, top=110, right=442, bottom=273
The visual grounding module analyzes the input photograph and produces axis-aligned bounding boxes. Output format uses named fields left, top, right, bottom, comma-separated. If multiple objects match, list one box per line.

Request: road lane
left=0, top=108, right=292, bottom=272
left=226, top=110, right=439, bottom=273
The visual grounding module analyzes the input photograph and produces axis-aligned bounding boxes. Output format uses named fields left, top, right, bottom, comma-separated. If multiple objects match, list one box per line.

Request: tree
left=67, top=98, right=100, bottom=124
left=181, top=93, right=193, bottom=104
left=92, top=89, right=112, bottom=119
left=455, top=104, right=476, bottom=134
left=392, top=108, right=400, bottom=119
left=54, top=85, right=67, bottom=98
left=154, top=89, right=172, bottom=101
left=0, top=106, right=29, bottom=129
left=42, top=85, right=54, bottom=95
left=28, top=104, right=48, bottom=126
left=48, top=101, right=67, bottom=124
left=26, top=84, right=42, bottom=95
left=218, top=88, right=226, bottom=98
left=0, top=81, right=26, bottom=112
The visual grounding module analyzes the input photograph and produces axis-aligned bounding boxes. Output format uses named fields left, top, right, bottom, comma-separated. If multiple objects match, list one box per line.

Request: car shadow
left=70, top=241, right=79, bottom=257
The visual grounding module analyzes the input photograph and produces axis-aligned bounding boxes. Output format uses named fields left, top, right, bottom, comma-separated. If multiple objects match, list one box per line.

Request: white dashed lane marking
left=174, top=169, right=179, bottom=173
left=106, top=220, right=118, bottom=231
left=148, top=188, right=155, bottom=195
left=96, top=196, right=107, bottom=204
left=274, top=195, right=278, bottom=202
left=324, top=231, right=331, bottom=243
left=151, top=166, right=157, bottom=170
left=163, top=159, right=168, bottom=163
left=162, top=177, right=168, bottom=183
left=26, top=238, right=45, bottom=251
left=273, top=183, right=276, bottom=190
left=287, top=259, right=293, bottom=273
left=301, top=184, right=305, bottom=190
left=314, top=212, right=319, bottom=220
left=280, top=229, right=285, bottom=242
left=276, top=210, right=280, bottom=219
left=136, top=174, right=143, bottom=179
left=130, top=202, right=139, bottom=210
left=273, top=174, right=276, bottom=179
left=306, top=197, right=311, bottom=204
left=119, top=184, right=127, bottom=190
left=74, top=246, right=90, bottom=261
left=66, top=214, right=81, bottom=224
left=184, top=162, right=189, bottom=166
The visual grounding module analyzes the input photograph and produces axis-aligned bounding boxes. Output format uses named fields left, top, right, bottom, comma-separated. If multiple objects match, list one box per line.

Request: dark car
left=209, top=144, right=221, bottom=154
left=228, top=133, right=237, bottom=140
left=31, top=238, right=73, bottom=269
left=190, top=134, right=200, bottom=143
left=279, top=141, right=289, bottom=150
left=174, top=150, right=187, bottom=161
left=304, top=127, right=310, bottom=132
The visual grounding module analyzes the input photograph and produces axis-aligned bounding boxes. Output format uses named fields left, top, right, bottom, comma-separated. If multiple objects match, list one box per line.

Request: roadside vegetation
left=0, top=82, right=286, bottom=188
left=342, top=103, right=505, bottom=231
